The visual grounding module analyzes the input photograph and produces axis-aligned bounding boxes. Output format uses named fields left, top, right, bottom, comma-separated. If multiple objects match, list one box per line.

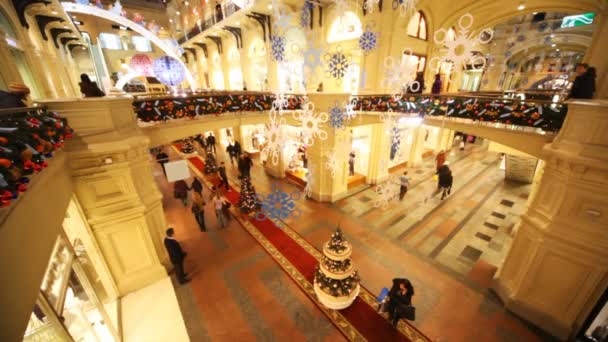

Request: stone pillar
left=367, top=123, right=391, bottom=184
left=408, top=126, right=426, bottom=167
left=22, top=44, right=55, bottom=98
left=493, top=101, right=608, bottom=340
left=0, top=30, right=25, bottom=86
left=43, top=98, right=171, bottom=295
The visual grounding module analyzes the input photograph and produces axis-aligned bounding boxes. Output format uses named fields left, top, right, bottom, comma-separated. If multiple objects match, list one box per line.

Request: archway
left=61, top=2, right=196, bottom=89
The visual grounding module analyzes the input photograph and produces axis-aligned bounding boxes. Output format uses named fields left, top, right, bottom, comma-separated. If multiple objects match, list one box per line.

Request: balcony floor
left=153, top=141, right=552, bottom=342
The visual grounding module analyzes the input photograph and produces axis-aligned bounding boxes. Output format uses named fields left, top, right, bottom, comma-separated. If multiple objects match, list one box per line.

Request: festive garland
left=133, top=93, right=306, bottom=123
left=322, top=255, right=351, bottom=273
left=0, top=108, right=73, bottom=207
left=314, top=267, right=360, bottom=297
left=351, top=95, right=567, bottom=131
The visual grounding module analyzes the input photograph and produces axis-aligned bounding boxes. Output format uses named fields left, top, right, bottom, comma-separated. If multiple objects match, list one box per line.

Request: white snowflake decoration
left=380, top=110, right=401, bottom=146
left=324, top=149, right=340, bottom=178
left=343, top=97, right=357, bottom=121
left=359, top=27, right=378, bottom=54
left=329, top=103, right=345, bottom=129
left=303, top=164, right=314, bottom=198
left=430, top=13, right=494, bottom=83
left=271, top=35, right=286, bottom=62
left=364, top=0, right=380, bottom=14
left=293, top=101, right=328, bottom=145
left=374, top=176, right=399, bottom=209
left=302, top=43, right=324, bottom=72
left=272, top=91, right=288, bottom=112
left=262, top=113, right=287, bottom=165
left=381, top=49, right=420, bottom=99
left=398, top=0, right=418, bottom=17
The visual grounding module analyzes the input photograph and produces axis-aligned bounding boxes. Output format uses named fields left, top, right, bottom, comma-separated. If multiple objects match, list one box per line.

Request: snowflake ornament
left=398, top=0, right=418, bottom=17
left=380, top=110, right=401, bottom=146
left=343, top=97, right=357, bottom=120
left=303, top=164, right=314, bottom=198
left=293, top=101, right=328, bottom=145
left=324, top=47, right=351, bottom=85
left=329, top=103, right=345, bottom=129
left=271, top=35, right=286, bottom=62
left=256, top=183, right=301, bottom=222
left=262, top=113, right=287, bottom=165
left=272, top=92, right=288, bottom=112
left=430, top=13, right=494, bottom=83
left=302, top=43, right=324, bottom=72
left=359, top=27, right=379, bottom=54
left=324, top=149, right=340, bottom=178
left=381, top=49, right=420, bottom=99
left=374, top=176, right=399, bottom=209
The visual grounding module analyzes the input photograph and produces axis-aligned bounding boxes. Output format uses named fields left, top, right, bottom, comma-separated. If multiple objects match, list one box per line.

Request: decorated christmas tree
left=181, top=139, right=195, bottom=154
left=314, top=226, right=360, bottom=310
left=237, top=176, right=261, bottom=214
left=204, top=152, right=217, bottom=174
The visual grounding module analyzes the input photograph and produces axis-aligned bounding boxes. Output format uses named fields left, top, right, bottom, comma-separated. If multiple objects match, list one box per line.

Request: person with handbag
left=212, top=192, right=228, bottom=228
left=388, top=278, right=415, bottom=327
left=191, top=193, right=206, bottom=232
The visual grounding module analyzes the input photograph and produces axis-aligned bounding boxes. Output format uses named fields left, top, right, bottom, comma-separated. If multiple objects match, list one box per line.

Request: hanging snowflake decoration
left=262, top=113, right=286, bottom=165
left=380, top=110, right=401, bottom=146
left=430, top=13, right=494, bottom=83
left=364, top=0, right=381, bottom=14
left=255, top=183, right=301, bottom=222
left=381, top=49, right=420, bottom=99
left=272, top=92, right=288, bottom=112
left=374, top=176, right=399, bottom=209
left=300, top=1, right=313, bottom=28
left=397, top=0, right=418, bottom=17
left=328, top=103, right=345, bottom=129
left=271, top=35, right=286, bottom=62
left=324, top=47, right=351, bottom=85
left=293, top=101, right=328, bottom=145
left=302, top=42, right=324, bottom=72
left=324, top=149, right=340, bottom=178
left=343, top=97, right=357, bottom=121
left=274, top=12, right=292, bottom=32
left=359, top=27, right=378, bottom=54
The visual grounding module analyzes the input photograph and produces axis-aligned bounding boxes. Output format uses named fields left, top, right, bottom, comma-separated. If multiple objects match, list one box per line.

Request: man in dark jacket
left=217, top=161, right=229, bottom=191
left=190, top=177, right=203, bottom=196
left=155, top=150, right=169, bottom=176
left=163, top=228, right=189, bottom=284
left=234, top=140, right=242, bottom=159
left=437, top=164, right=453, bottom=200
left=0, top=83, right=30, bottom=109
left=569, top=63, right=595, bottom=99
left=238, top=153, right=253, bottom=178
left=206, top=133, right=216, bottom=154
left=226, top=143, right=237, bottom=165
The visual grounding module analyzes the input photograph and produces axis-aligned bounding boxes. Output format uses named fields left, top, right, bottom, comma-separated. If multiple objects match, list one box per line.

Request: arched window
left=406, top=11, right=427, bottom=40
left=327, top=11, right=363, bottom=43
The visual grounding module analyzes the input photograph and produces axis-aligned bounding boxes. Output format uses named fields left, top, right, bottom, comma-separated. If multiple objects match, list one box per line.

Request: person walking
left=435, top=150, right=446, bottom=173
left=348, top=152, right=356, bottom=176
left=234, top=140, right=242, bottom=159
left=191, top=177, right=203, bottom=197
left=196, top=134, right=207, bottom=153
left=217, top=161, right=230, bottom=191
left=213, top=192, right=228, bottom=228
left=569, top=63, right=596, bottom=99
left=238, top=153, right=253, bottom=178
left=156, top=149, right=169, bottom=176
left=206, top=133, right=216, bottom=154
left=431, top=74, right=442, bottom=95
left=226, top=143, right=237, bottom=165
left=191, top=195, right=206, bottom=232
left=174, top=179, right=190, bottom=206
left=163, top=228, right=190, bottom=284
left=437, top=164, right=453, bottom=200
left=399, top=171, right=410, bottom=201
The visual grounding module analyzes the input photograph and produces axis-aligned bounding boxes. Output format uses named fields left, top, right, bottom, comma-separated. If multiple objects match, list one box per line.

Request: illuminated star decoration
left=255, top=183, right=301, bottom=222
left=358, top=27, right=379, bottom=54
left=271, top=35, right=286, bottom=62
left=293, top=101, right=328, bottom=145
left=430, top=13, right=494, bottom=83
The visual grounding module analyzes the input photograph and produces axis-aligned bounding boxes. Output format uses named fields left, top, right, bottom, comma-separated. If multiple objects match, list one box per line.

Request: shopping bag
left=378, top=300, right=390, bottom=314
left=377, top=287, right=389, bottom=302
left=402, top=305, right=416, bottom=321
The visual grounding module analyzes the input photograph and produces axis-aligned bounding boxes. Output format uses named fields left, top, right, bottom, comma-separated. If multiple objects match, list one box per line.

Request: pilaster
left=408, top=126, right=425, bottom=167
left=367, top=123, right=390, bottom=184
left=0, top=30, right=25, bottom=86
left=493, top=101, right=608, bottom=340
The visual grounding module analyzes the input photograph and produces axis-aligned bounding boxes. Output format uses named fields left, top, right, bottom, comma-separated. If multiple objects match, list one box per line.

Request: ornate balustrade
left=0, top=107, right=73, bottom=207
left=132, top=92, right=306, bottom=123
left=350, top=94, right=567, bottom=132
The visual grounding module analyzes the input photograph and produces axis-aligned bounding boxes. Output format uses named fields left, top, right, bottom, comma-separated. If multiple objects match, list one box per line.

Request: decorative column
left=408, top=126, right=426, bottom=167
left=493, top=101, right=608, bottom=340
left=0, top=30, right=25, bottom=86
left=22, top=43, right=55, bottom=98
left=43, top=97, right=171, bottom=295
left=367, top=123, right=391, bottom=184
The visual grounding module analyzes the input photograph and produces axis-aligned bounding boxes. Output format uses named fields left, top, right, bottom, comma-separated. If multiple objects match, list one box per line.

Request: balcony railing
left=350, top=94, right=567, bottom=132
left=177, top=1, right=243, bottom=44
left=0, top=107, right=73, bottom=207
left=132, top=92, right=306, bottom=123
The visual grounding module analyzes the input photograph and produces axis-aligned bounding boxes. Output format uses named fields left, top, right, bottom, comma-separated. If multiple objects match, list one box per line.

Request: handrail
left=352, top=93, right=564, bottom=105
left=0, top=106, right=45, bottom=116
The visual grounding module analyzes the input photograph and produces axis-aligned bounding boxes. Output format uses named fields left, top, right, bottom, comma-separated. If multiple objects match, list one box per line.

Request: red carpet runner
left=186, top=156, right=429, bottom=342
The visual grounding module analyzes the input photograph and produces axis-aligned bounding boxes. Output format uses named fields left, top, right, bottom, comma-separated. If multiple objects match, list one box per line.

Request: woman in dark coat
left=388, top=278, right=414, bottom=327
left=174, top=180, right=190, bottom=206
left=79, top=74, right=105, bottom=98
left=437, top=164, right=453, bottom=200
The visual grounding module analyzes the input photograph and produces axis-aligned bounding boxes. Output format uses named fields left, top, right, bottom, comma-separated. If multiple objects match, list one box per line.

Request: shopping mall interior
left=0, top=0, right=606, bottom=341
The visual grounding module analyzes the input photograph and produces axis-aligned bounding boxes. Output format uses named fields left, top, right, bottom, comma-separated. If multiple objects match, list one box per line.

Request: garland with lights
left=351, top=94, right=567, bottom=131
left=0, top=108, right=73, bottom=207
left=133, top=93, right=305, bottom=123
left=314, top=226, right=361, bottom=310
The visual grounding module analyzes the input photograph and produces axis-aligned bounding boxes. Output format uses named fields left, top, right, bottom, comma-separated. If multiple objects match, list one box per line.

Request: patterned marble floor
left=153, top=141, right=553, bottom=342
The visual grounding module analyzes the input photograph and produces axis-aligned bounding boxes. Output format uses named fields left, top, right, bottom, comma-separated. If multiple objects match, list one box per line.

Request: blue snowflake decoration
left=271, top=35, right=286, bottom=62
left=359, top=29, right=378, bottom=54
left=255, top=183, right=301, bottom=222
left=152, top=56, right=186, bottom=86
left=329, top=105, right=345, bottom=129
left=325, top=52, right=349, bottom=81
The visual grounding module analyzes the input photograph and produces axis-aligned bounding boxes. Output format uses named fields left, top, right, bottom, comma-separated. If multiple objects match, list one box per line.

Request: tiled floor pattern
left=154, top=142, right=552, bottom=342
